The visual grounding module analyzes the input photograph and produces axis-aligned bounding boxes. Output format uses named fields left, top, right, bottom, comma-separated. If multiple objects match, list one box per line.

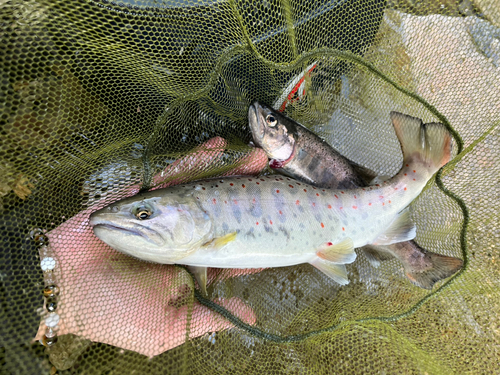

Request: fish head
left=89, top=191, right=213, bottom=263
left=248, top=101, right=296, bottom=161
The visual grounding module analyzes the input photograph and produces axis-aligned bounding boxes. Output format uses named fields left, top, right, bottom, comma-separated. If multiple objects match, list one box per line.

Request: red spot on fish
left=413, top=170, right=416, bottom=173
left=224, top=201, right=227, bottom=204
left=404, top=187, right=407, bottom=191
left=297, top=183, right=301, bottom=185
left=341, top=191, right=344, bottom=194
left=340, top=207, right=343, bottom=210
left=316, top=193, right=319, bottom=197
left=327, top=242, right=333, bottom=246
left=233, top=200, right=238, bottom=205
left=256, top=222, right=259, bottom=225
left=270, top=220, right=273, bottom=225
left=252, top=198, right=256, bottom=203
left=202, top=187, right=206, bottom=190
left=260, top=179, right=265, bottom=181
left=379, top=196, right=384, bottom=199
left=368, top=202, right=372, bottom=206
left=362, top=188, right=366, bottom=191
left=322, top=189, right=325, bottom=192
left=404, top=173, right=407, bottom=176
left=413, top=178, right=416, bottom=181
left=230, top=183, right=234, bottom=186
left=375, top=184, right=380, bottom=187
left=242, top=184, right=246, bottom=188
left=342, top=227, right=345, bottom=231
left=248, top=179, right=252, bottom=181
left=406, top=164, right=409, bottom=167
left=313, top=187, right=317, bottom=190
left=389, top=200, right=391, bottom=204
left=352, top=206, right=357, bottom=209
left=354, top=195, right=357, bottom=199
left=394, top=188, right=398, bottom=190
left=256, top=182, right=260, bottom=185
left=321, top=223, right=325, bottom=228
left=328, top=205, right=332, bottom=209
left=312, top=203, right=316, bottom=207
left=334, top=195, right=338, bottom=199
left=279, top=210, right=283, bottom=215
left=276, top=190, right=280, bottom=193
left=304, top=189, right=307, bottom=192
left=213, top=198, right=217, bottom=204
left=382, top=202, right=385, bottom=206
left=296, top=200, right=300, bottom=205
left=289, top=184, right=294, bottom=188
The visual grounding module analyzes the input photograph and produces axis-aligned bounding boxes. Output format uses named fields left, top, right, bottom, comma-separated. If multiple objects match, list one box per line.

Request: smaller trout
left=248, top=102, right=463, bottom=289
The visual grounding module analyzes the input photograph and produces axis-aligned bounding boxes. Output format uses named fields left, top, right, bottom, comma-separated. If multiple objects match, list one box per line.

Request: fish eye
left=266, top=114, right=277, bottom=127
left=135, top=206, right=152, bottom=220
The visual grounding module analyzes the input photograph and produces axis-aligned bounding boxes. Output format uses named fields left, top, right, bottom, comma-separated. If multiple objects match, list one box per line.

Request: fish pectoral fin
left=202, top=232, right=237, bottom=249
left=373, top=210, right=416, bottom=245
left=316, top=238, right=356, bottom=264
left=186, top=266, right=208, bottom=295
left=350, top=162, right=379, bottom=184
left=310, top=260, right=349, bottom=285
left=361, top=245, right=394, bottom=267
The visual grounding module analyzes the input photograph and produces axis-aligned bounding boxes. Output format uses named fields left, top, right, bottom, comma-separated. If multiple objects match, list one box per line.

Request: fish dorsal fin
left=202, top=232, right=237, bottom=249
left=310, top=261, right=349, bottom=285
left=373, top=210, right=416, bottom=245
left=316, top=238, right=356, bottom=264
left=350, top=162, right=379, bottom=184
left=186, top=266, right=208, bottom=295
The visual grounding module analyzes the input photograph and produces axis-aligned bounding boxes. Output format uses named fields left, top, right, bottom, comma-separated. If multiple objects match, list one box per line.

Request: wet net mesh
left=1, top=0, right=499, bottom=373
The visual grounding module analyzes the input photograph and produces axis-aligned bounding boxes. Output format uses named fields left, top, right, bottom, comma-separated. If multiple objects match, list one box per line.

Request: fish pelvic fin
left=202, top=231, right=237, bottom=249
left=187, top=266, right=208, bottom=295
left=310, top=261, right=349, bottom=285
left=361, top=245, right=394, bottom=267
left=317, top=238, right=356, bottom=264
left=390, top=111, right=452, bottom=173
left=373, top=209, right=416, bottom=245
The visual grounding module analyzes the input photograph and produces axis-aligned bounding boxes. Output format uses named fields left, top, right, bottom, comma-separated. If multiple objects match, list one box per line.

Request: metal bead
left=45, top=313, right=60, bottom=328
left=34, top=233, right=49, bottom=246
left=29, top=228, right=44, bottom=240
left=43, top=285, right=60, bottom=298
left=42, top=334, right=58, bottom=347
left=46, top=297, right=57, bottom=312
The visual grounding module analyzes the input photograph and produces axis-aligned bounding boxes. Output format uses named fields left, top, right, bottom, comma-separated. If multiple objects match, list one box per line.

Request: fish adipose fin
left=390, top=111, right=452, bottom=172
left=350, top=162, right=379, bottom=184
left=310, top=261, right=349, bottom=285
left=316, top=238, right=356, bottom=264
left=373, top=210, right=416, bottom=245
left=187, top=266, right=208, bottom=295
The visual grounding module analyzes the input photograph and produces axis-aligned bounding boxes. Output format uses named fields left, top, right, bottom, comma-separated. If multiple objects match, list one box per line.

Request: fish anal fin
left=310, top=260, right=349, bottom=285
left=373, top=210, right=416, bottom=245
left=317, top=238, right=356, bottom=264
left=186, top=266, right=208, bottom=295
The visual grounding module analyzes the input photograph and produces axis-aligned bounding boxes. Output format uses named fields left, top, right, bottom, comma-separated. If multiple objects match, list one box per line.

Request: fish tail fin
left=390, top=112, right=452, bottom=174
left=403, top=249, right=463, bottom=289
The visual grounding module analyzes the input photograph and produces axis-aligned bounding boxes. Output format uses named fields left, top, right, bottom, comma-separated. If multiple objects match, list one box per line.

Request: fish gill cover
left=0, top=0, right=499, bottom=374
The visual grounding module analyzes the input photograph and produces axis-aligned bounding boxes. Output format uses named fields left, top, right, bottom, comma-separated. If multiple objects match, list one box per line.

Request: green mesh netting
left=1, top=0, right=499, bottom=373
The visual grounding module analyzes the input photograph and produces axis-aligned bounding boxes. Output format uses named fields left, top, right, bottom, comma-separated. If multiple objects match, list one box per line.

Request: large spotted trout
left=90, top=112, right=452, bottom=287
left=248, top=102, right=463, bottom=289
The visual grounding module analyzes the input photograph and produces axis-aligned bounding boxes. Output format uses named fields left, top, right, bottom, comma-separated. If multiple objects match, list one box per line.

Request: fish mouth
left=92, top=223, right=163, bottom=246
left=248, top=102, right=265, bottom=143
